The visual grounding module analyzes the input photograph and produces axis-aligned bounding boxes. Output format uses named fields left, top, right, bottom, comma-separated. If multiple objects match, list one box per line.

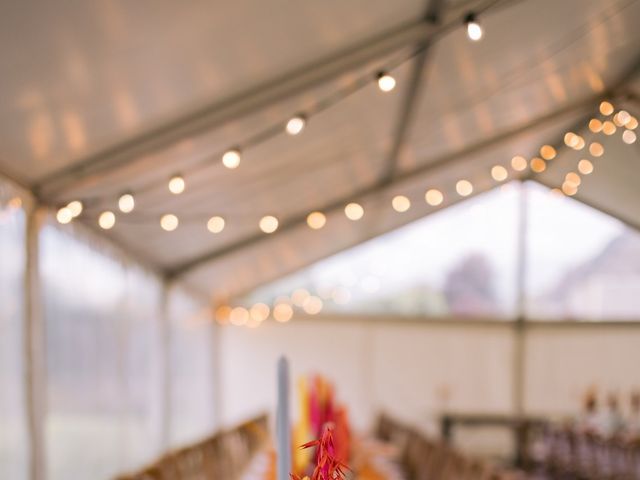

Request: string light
left=207, top=216, right=225, bottom=233
left=391, top=195, right=411, bottom=212
left=98, top=211, right=116, bottom=230
left=456, top=180, right=473, bottom=197
left=160, top=214, right=179, bottom=231
left=589, top=119, right=603, bottom=133
left=67, top=200, right=83, bottom=218
left=491, top=165, right=508, bottom=182
left=623, top=129, right=637, bottom=144
left=259, top=215, right=279, bottom=233
left=564, top=132, right=579, bottom=148
left=250, top=303, right=270, bottom=322
left=589, top=142, right=604, bottom=157
left=273, top=303, right=293, bottom=323
left=291, top=288, right=310, bottom=307
left=344, top=202, right=364, bottom=220
left=511, top=155, right=528, bottom=171
left=215, top=305, right=231, bottom=324
left=578, top=159, right=594, bottom=175
left=306, top=211, right=326, bottom=230
left=118, top=193, right=135, bottom=213
left=530, top=157, right=546, bottom=173
left=168, top=175, right=185, bottom=194
left=302, top=296, right=323, bottom=315
left=425, top=189, right=444, bottom=206
left=602, top=121, right=616, bottom=135
left=377, top=72, right=396, bottom=92
left=222, top=149, right=241, bottom=169
left=616, top=110, right=631, bottom=126
left=56, top=207, right=73, bottom=224
left=540, top=145, right=556, bottom=160
left=229, top=307, right=249, bottom=326
left=565, top=172, right=581, bottom=188
left=286, top=115, right=306, bottom=135
left=465, top=13, right=483, bottom=41
left=561, top=181, right=578, bottom=196
left=599, top=101, right=614, bottom=116
left=627, top=116, right=638, bottom=130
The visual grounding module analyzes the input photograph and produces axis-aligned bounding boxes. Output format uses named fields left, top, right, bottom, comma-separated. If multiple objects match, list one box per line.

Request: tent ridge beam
left=167, top=94, right=597, bottom=279
left=379, top=0, right=446, bottom=184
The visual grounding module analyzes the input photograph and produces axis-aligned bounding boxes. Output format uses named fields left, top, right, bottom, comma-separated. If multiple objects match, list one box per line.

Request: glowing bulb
left=491, top=165, right=508, bottom=182
left=98, top=211, right=116, bottom=230
left=456, top=179, right=473, bottom=197
left=391, top=195, right=411, bottom=212
left=56, top=207, right=73, bottom=224
left=229, top=307, right=249, bottom=326
left=465, top=13, right=483, bottom=41
left=511, top=155, right=528, bottom=171
left=425, top=189, right=443, bottom=206
left=623, top=129, right=637, bottom=144
left=589, top=142, right=604, bottom=157
left=377, top=72, right=396, bottom=92
left=564, top=132, right=578, bottom=148
left=118, top=193, right=135, bottom=213
left=273, top=303, right=293, bottom=323
left=530, top=157, right=546, bottom=173
left=259, top=215, right=279, bottom=233
left=168, top=175, right=185, bottom=194
left=627, top=116, right=638, bottom=130
left=207, top=216, right=225, bottom=233
left=250, top=303, right=270, bottom=323
left=286, top=115, right=306, bottom=135
left=67, top=200, right=83, bottom=218
left=602, top=121, right=616, bottom=135
left=215, top=305, right=231, bottom=324
left=578, top=159, right=594, bottom=175
left=291, top=288, right=310, bottom=307
left=565, top=172, right=581, bottom=187
left=562, top=181, right=578, bottom=196
left=160, top=214, right=179, bottom=231
left=540, top=145, right=556, bottom=160
left=589, top=119, right=603, bottom=133
left=302, top=296, right=323, bottom=315
left=222, top=149, right=241, bottom=169
left=599, top=101, right=614, bottom=116
left=344, top=202, right=364, bottom=220
left=306, top=211, right=326, bottom=230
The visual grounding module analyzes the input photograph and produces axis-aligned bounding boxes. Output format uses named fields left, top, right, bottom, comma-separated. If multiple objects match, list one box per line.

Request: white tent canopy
left=1, top=0, right=639, bottom=301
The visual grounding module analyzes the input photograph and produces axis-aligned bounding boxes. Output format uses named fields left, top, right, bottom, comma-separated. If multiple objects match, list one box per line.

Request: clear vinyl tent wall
left=0, top=173, right=218, bottom=480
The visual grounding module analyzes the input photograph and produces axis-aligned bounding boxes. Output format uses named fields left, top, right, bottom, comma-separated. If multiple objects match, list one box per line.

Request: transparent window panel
left=525, top=181, right=640, bottom=320
left=0, top=191, right=28, bottom=480
left=244, top=184, right=521, bottom=319
left=42, top=225, right=163, bottom=479
left=168, top=287, right=216, bottom=446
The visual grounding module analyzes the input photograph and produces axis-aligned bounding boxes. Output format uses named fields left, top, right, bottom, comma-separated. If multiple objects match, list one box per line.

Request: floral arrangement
left=291, top=425, right=349, bottom=480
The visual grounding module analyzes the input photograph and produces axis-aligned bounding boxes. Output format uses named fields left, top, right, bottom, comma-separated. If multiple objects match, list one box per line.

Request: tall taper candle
left=276, top=356, right=291, bottom=480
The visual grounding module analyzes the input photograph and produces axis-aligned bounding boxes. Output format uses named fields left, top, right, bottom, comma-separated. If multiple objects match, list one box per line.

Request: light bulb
left=259, top=215, right=278, bottom=233
left=67, top=200, right=83, bottom=218
left=377, top=72, right=396, bottom=92
left=511, top=155, right=528, bottom=171
left=207, top=216, right=225, bottom=233
left=229, top=307, right=249, bottom=326
left=118, top=193, right=135, bottom=213
left=160, top=214, right=179, bottom=231
left=491, top=165, right=508, bottom=182
left=578, top=159, right=594, bottom=175
left=273, top=303, right=293, bottom=323
left=540, top=145, right=556, bottom=160
left=623, top=129, right=637, bottom=144
left=344, top=202, right=364, bottom=220
left=589, top=142, right=604, bottom=157
left=465, top=13, right=483, bottom=41
left=306, top=211, right=326, bottom=230
left=425, top=189, right=444, bottom=206
left=286, top=115, right=306, bottom=135
left=222, top=149, right=241, bottom=169
left=56, top=207, right=73, bottom=224
left=530, top=157, right=546, bottom=173
left=98, top=211, right=116, bottom=230
left=168, top=175, right=185, bottom=194
left=599, top=101, right=614, bottom=116
left=391, top=195, right=411, bottom=212
left=456, top=179, right=473, bottom=197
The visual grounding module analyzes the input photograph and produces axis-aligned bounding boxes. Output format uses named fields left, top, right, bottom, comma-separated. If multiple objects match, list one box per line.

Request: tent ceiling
left=1, top=0, right=639, bottom=300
